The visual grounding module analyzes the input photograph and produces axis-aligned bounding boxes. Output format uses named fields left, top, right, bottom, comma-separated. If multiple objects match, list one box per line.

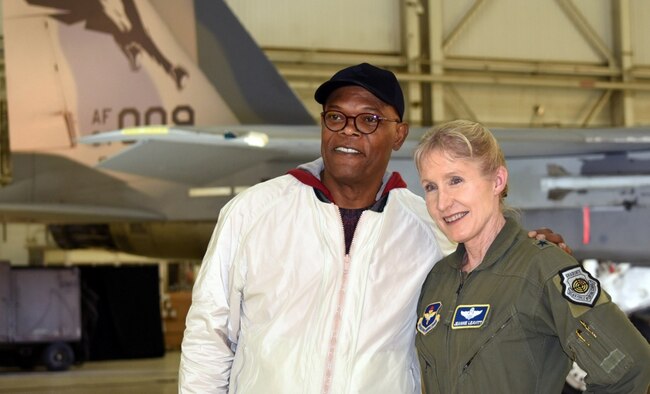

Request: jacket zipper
left=321, top=210, right=363, bottom=394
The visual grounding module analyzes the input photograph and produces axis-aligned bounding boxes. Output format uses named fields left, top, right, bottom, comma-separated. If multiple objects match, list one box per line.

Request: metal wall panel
left=224, top=0, right=402, bottom=52
left=630, top=0, right=650, bottom=64
left=443, top=0, right=611, bottom=62
left=223, top=0, right=649, bottom=127
left=446, top=85, right=610, bottom=127
left=635, top=93, right=650, bottom=124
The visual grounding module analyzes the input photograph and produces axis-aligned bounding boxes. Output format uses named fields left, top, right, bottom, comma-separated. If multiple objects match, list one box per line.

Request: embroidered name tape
left=452, top=304, right=490, bottom=329
left=417, top=302, right=442, bottom=335
left=559, top=265, right=601, bottom=307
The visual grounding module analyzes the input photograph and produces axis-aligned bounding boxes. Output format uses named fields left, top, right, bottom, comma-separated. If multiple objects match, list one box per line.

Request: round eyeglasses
left=321, top=110, right=400, bottom=135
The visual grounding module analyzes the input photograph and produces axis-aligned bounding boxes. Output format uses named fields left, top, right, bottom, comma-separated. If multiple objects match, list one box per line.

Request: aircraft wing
left=81, top=125, right=650, bottom=186
left=407, top=126, right=650, bottom=158
left=0, top=153, right=167, bottom=223
left=491, top=126, right=650, bottom=157
left=0, top=203, right=164, bottom=223
left=80, top=125, right=322, bottom=185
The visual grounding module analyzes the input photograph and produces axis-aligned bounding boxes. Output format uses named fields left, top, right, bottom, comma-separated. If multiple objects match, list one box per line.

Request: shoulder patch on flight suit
left=417, top=302, right=442, bottom=335
left=558, top=265, right=601, bottom=307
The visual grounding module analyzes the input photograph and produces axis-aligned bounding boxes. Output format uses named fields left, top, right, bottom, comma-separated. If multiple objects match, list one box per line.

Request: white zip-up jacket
left=179, top=159, right=454, bottom=393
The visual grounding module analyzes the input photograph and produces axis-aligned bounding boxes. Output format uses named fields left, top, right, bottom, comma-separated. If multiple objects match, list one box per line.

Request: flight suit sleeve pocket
left=566, top=317, right=634, bottom=386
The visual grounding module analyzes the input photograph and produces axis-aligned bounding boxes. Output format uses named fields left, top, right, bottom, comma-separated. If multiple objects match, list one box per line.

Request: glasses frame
left=320, top=110, right=400, bottom=135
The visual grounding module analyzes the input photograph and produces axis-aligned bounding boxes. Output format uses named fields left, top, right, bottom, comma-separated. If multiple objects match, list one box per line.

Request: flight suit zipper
left=446, top=269, right=473, bottom=391
left=445, top=270, right=461, bottom=390
left=462, top=315, right=514, bottom=373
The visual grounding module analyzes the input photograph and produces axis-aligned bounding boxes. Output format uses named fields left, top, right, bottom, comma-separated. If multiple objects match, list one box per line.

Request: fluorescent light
left=188, top=186, right=252, bottom=197
left=233, top=186, right=249, bottom=194
left=242, top=131, right=269, bottom=147
left=121, top=126, right=169, bottom=135
left=188, top=187, right=232, bottom=197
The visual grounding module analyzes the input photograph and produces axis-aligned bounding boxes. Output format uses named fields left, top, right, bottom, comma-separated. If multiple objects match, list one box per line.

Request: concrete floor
left=0, top=351, right=180, bottom=393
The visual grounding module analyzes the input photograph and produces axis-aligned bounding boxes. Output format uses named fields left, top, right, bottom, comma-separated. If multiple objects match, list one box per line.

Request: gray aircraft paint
left=194, top=0, right=314, bottom=125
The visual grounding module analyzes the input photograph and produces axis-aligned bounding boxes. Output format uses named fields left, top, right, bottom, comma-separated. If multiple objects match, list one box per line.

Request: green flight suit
left=415, top=217, right=650, bottom=393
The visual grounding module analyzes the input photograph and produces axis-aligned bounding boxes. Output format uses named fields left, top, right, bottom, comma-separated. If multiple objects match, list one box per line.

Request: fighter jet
left=2, top=0, right=650, bottom=264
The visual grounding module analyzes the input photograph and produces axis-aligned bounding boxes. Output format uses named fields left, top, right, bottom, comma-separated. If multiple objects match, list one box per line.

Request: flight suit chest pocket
left=458, top=307, right=536, bottom=391
left=460, top=311, right=516, bottom=373
left=452, top=308, right=543, bottom=394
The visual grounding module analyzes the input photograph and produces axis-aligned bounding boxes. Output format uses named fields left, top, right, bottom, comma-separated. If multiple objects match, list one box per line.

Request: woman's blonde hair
left=414, top=119, right=510, bottom=202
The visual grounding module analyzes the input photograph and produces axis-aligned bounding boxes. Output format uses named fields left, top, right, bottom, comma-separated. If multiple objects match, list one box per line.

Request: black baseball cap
left=314, top=63, right=405, bottom=120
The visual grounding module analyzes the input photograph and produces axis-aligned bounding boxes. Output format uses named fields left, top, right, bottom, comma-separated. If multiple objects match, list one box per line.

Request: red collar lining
left=287, top=169, right=407, bottom=204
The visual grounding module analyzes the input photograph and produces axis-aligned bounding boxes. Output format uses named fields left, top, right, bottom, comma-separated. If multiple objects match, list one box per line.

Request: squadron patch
left=417, top=302, right=442, bottom=335
left=451, top=304, right=490, bottom=329
left=559, top=266, right=600, bottom=307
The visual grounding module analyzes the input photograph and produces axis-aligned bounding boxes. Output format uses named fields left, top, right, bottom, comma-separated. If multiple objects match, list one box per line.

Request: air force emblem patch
left=452, top=305, right=490, bottom=329
left=417, top=302, right=442, bottom=335
left=559, top=266, right=601, bottom=307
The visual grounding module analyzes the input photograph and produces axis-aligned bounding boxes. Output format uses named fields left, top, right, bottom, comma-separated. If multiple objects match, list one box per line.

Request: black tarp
left=79, top=265, right=164, bottom=361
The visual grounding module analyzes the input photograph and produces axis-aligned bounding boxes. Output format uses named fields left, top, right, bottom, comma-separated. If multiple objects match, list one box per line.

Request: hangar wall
left=0, top=223, right=47, bottom=265
left=223, top=0, right=650, bottom=129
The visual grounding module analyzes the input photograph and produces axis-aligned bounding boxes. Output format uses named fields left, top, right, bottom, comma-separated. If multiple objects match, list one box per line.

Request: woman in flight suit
left=413, top=120, right=650, bottom=393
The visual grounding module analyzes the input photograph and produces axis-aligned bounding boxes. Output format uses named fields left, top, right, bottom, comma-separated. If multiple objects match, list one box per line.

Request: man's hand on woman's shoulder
left=527, top=228, right=573, bottom=255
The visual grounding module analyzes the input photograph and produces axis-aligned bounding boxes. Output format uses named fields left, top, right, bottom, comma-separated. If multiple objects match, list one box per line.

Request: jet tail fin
left=2, top=0, right=312, bottom=154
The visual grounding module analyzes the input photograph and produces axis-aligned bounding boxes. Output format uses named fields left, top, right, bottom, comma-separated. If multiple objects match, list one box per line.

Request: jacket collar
left=287, top=158, right=407, bottom=207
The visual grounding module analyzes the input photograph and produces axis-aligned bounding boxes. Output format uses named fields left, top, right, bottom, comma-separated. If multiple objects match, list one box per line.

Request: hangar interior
left=226, top=0, right=650, bottom=127
left=2, top=1, right=649, bottom=256
left=0, top=0, right=649, bottom=392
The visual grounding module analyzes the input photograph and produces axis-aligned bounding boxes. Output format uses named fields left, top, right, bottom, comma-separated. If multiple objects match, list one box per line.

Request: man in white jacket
left=178, top=63, right=562, bottom=393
